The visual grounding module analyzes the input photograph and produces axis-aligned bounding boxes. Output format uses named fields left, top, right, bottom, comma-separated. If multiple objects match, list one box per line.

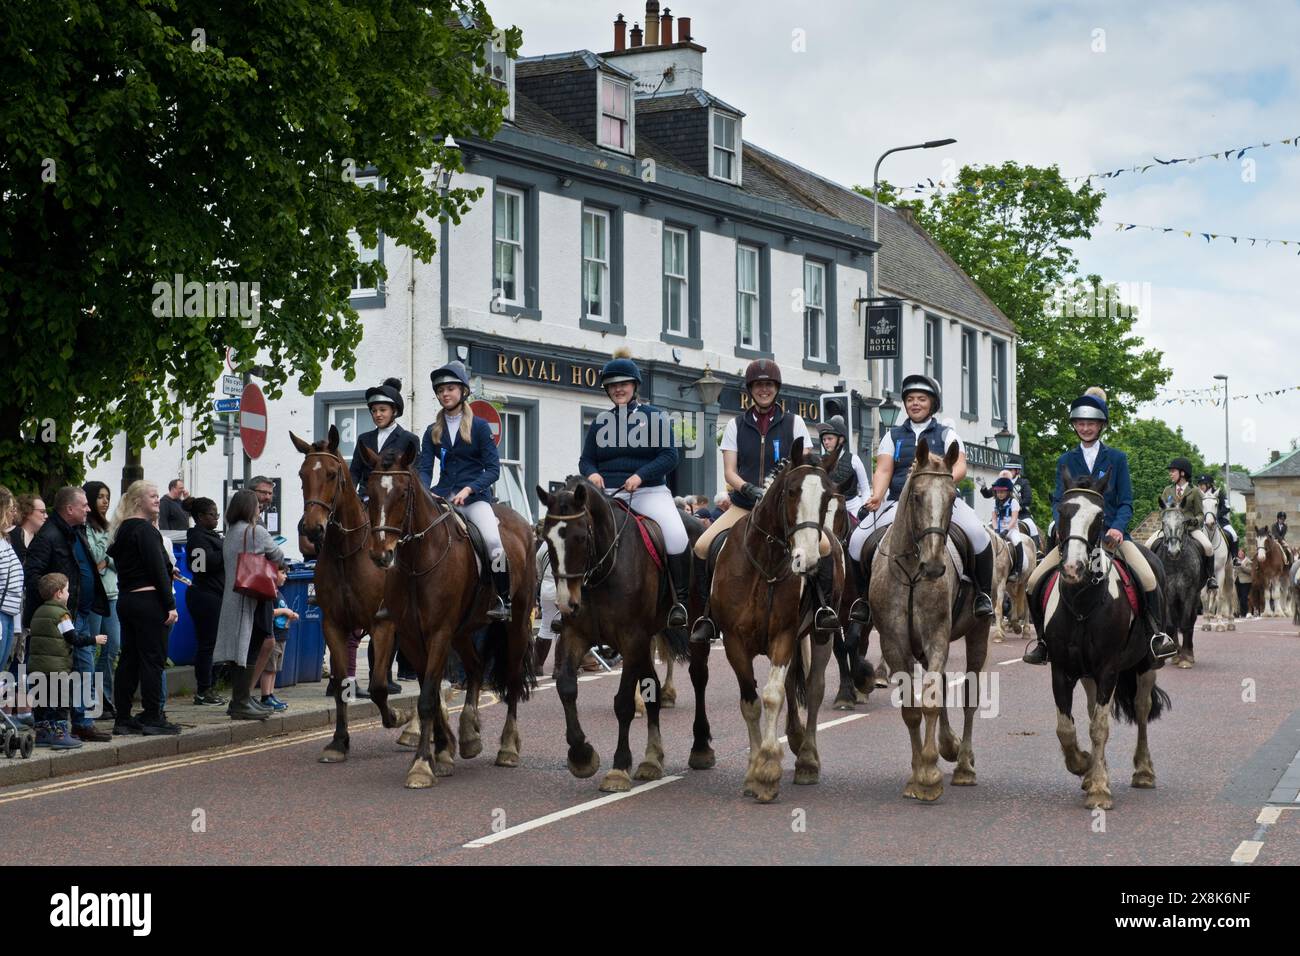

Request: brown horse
left=363, top=442, right=537, bottom=789
left=536, top=477, right=710, bottom=793
left=290, top=427, right=407, bottom=762
left=869, top=438, right=991, bottom=802
left=710, top=437, right=842, bottom=804
left=1254, top=529, right=1290, bottom=618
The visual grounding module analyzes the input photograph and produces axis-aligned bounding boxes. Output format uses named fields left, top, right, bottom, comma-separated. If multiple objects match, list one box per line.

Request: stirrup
left=1022, top=639, right=1049, bottom=665
left=689, top=616, right=716, bottom=643
left=1150, top=632, right=1178, bottom=660
left=849, top=598, right=871, bottom=626
left=973, top=591, right=994, bottom=617
left=667, top=602, right=688, bottom=628
left=487, top=597, right=511, bottom=622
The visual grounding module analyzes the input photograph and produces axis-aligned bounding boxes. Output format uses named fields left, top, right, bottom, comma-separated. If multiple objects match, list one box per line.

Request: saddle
left=608, top=497, right=665, bottom=572
left=1040, top=555, right=1141, bottom=618
left=859, top=516, right=975, bottom=581
left=450, top=504, right=491, bottom=583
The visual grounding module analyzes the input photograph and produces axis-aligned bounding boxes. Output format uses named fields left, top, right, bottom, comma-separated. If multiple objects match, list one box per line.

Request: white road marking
left=779, top=712, right=865, bottom=744
left=1257, top=807, right=1282, bottom=825
left=997, top=658, right=1022, bottom=666
left=463, top=776, right=683, bottom=848
left=1230, top=840, right=1263, bottom=864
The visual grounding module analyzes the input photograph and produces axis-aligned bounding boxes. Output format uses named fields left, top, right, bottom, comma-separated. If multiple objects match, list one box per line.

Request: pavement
left=2, top=616, right=1298, bottom=865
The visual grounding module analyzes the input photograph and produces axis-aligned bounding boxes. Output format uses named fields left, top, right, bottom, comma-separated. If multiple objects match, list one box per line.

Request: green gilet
left=27, top=601, right=75, bottom=676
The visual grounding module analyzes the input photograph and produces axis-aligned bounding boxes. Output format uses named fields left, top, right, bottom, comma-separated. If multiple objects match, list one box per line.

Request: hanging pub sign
left=863, top=298, right=902, bottom=360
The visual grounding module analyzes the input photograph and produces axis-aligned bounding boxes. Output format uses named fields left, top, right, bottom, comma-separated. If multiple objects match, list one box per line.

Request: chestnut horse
left=363, top=442, right=536, bottom=789
left=710, top=437, right=842, bottom=804
left=290, top=427, right=407, bottom=762
left=536, top=477, right=710, bottom=793
left=1253, top=529, right=1290, bottom=618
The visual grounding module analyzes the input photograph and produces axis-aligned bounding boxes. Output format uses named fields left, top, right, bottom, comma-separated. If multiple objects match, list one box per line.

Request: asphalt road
left=3, top=616, right=1298, bottom=866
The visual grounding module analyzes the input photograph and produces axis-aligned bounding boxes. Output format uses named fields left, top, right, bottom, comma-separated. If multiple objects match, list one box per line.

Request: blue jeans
left=86, top=598, right=121, bottom=709
left=72, top=612, right=98, bottom=727
left=0, top=614, right=14, bottom=675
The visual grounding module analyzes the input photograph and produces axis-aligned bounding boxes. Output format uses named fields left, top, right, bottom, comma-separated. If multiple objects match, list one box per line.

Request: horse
left=652, top=509, right=708, bottom=711
left=869, top=438, right=990, bottom=802
left=705, top=437, right=840, bottom=803
left=290, top=427, right=409, bottom=762
left=1029, top=471, right=1172, bottom=810
left=536, top=476, right=710, bottom=793
left=1253, top=529, right=1290, bottom=618
left=988, top=530, right=1013, bottom=644
left=815, top=454, right=874, bottom=712
left=362, top=441, right=537, bottom=788
left=1289, top=556, right=1300, bottom=628
left=1007, top=523, right=1039, bottom=637
left=1198, top=490, right=1235, bottom=633
left=1151, top=506, right=1204, bottom=668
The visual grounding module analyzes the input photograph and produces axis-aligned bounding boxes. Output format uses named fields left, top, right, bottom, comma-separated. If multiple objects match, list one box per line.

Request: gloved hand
left=742, top=482, right=764, bottom=502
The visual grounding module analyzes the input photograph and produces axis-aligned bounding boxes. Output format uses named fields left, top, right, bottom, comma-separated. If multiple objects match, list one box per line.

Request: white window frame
left=803, top=259, right=827, bottom=362
left=583, top=207, right=611, bottom=320
left=709, top=110, right=742, bottom=185
left=494, top=186, right=525, bottom=307
left=991, top=340, right=1006, bottom=422
left=961, top=328, right=977, bottom=416
left=349, top=175, right=381, bottom=298
left=736, top=244, right=760, bottom=348
left=483, top=41, right=515, bottom=122
left=663, top=227, right=689, bottom=335
left=924, top=317, right=937, bottom=380
left=327, top=401, right=371, bottom=460
left=597, top=75, right=633, bottom=154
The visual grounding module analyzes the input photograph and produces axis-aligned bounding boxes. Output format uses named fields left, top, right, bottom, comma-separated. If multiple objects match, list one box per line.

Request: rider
left=982, top=454, right=1041, bottom=553
left=1196, top=473, right=1240, bottom=564
left=990, top=475, right=1027, bottom=580
left=349, top=377, right=421, bottom=496
left=1144, top=457, right=1217, bottom=591
left=417, top=360, right=512, bottom=622
left=1273, top=511, right=1288, bottom=543
left=1021, top=387, right=1178, bottom=664
left=817, top=414, right=870, bottom=519
left=846, top=373, right=996, bottom=626
left=578, top=350, right=690, bottom=640
left=690, top=359, right=838, bottom=641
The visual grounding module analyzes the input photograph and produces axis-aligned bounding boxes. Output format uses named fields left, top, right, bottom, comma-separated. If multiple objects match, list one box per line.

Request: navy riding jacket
left=417, top=416, right=499, bottom=506
left=1050, top=442, right=1134, bottom=539
left=579, top=401, right=679, bottom=488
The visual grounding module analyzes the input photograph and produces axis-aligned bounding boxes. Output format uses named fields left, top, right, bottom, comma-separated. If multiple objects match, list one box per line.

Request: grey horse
left=1151, top=508, right=1203, bottom=668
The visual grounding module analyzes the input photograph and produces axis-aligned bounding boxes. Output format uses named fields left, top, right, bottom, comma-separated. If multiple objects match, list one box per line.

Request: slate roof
left=1228, top=470, right=1254, bottom=493
left=1251, top=448, right=1300, bottom=480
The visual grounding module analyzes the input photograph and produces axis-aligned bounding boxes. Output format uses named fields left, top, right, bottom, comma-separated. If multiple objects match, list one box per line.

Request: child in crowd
left=27, top=573, right=107, bottom=750
left=257, top=561, right=298, bottom=712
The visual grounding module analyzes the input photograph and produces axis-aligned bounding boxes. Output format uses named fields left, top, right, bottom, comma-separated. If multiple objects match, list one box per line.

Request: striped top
left=0, top=536, right=22, bottom=617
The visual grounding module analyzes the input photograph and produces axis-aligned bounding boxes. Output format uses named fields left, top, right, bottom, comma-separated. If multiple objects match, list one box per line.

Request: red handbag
left=233, top=525, right=278, bottom=601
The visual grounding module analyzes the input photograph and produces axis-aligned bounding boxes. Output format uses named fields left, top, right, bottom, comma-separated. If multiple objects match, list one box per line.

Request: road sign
left=226, top=346, right=238, bottom=372
left=222, top=374, right=242, bottom=396
left=215, top=398, right=240, bottom=413
left=240, top=382, right=268, bottom=459
left=471, top=400, right=502, bottom=446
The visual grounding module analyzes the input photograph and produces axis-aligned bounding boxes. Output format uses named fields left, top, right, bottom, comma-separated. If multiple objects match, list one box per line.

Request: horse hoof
left=318, top=748, right=347, bottom=764
left=495, top=750, right=520, bottom=768
left=599, top=769, right=632, bottom=793
left=1131, top=771, right=1155, bottom=789
left=460, top=737, right=483, bottom=759
left=633, top=761, right=663, bottom=781
left=991, top=635, right=1004, bottom=644
left=1176, top=658, right=1193, bottom=669
left=855, top=688, right=871, bottom=703
left=434, top=752, right=455, bottom=777
left=832, top=698, right=856, bottom=712
left=753, top=787, right=780, bottom=804
left=661, top=688, right=677, bottom=708
left=793, top=766, right=820, bottom=786
left=903, top=781, right=943, bottom=802
left=688, top=748, right=716, bottom=770
left=951, top=768, right=977, bottom=786
left=567, top=746, right=601, bottom=779
left=404, top=760, right=437, bottom=789
left=1227, top=623, right=1236, bottom=631
left=396, top=731, right=419, bottom=748
left=1084, top=792, right=1113, bottom=810
left=874, top=677, right=889, bottom=689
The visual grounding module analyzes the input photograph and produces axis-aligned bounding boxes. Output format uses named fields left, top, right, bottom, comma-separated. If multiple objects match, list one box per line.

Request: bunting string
left=1152, top=384, right=1300, bottom=406
left=1099, top=220, right=1300, bottom=252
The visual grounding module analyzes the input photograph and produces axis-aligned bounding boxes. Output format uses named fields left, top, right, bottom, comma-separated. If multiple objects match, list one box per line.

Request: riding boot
left=533, top=637, right=553, bottom=674
left=1022, top=639, right=1049, bottom=665
left=972, top=544, right=995, bottom=617
left=226, top=666, right=269, bottom=721
left=666, top=551, right=691, bottom=629
left=848, top=554, right=872, bottom=626
left=1203, top=551, right=1219, bottom=590
left=813, top=558, right=840, bottom=640
left=1009, top=542, right=1023, bottom=581
left=488, top=562, right=513, bottom=622
left=689, top=558, right=717, bottom=643
left=1143, top=585, right=1178, bottom=660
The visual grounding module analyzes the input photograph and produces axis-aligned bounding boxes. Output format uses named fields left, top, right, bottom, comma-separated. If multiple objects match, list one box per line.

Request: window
left=582, top=208, right=610, bottom=320
left=992, top=340, right=1007, bottom=422
left=484, top=41, right=514, bottom=122
left=961, top=328, right=978, bottom=417
left=494, top=186, right=524, bottom=306
left=495, top=410, right=532, bottom=523
left=924, top=315, right=941, bottom=382
left=804, top=260, right=826, bottom=362
left=598, top=76, right=632, bottom=152
left=328, top=402, right=371, bottom=460
left=737, top=244, right=759, bottom=348
left=711, top=111, right=740, bottom=184
left=349, top=176, right=383, bottom=302
left=663, top=227, right=688, bottom=335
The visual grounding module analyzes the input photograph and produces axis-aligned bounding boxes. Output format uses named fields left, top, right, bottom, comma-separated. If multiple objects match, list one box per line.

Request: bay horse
left=869, top=438, right=991, bottom=802
left=363, top=442, right=536, bottom=789
left=1198, top=491, right=1235, bottom=632
left=710, top=437, right=841, bottom=804
left=1253, top=529, right=1290, bottom=618
left=290, top=427, right=407, bottom=762
left=1152, top=507, right=1203, bottom=668
left=536, top=476, right=710, bottom=793
left=1029, top=472, right=1171, bottom=810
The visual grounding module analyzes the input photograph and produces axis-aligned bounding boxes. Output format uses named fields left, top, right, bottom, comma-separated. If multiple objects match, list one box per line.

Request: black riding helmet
left=1168, top=457, right=1193, bottom=482
left=430, top=360, right=471, bottom=405
left=365, top=377, right=404, bottom=417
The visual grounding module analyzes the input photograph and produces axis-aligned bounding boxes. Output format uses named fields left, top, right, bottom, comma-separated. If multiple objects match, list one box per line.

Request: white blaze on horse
left=1198, top=490, right=1235, bottom=632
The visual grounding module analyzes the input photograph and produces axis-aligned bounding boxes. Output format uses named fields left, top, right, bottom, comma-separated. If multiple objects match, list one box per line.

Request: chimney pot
left=613, top=13, right=626, bottom=52
left=678, top=16, right=692, bottom=42
left=630, top=21, right=643, bottom=47
left=660, top=8, right=673, bottom=44
left=645, top=2, right=659, bottom=46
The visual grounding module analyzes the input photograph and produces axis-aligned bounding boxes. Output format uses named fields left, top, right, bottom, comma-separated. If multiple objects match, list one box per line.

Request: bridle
left=543, top=486, right=630, bottom=589
left=302, top=451, right=370, bottom=559
left=368, top=468, right=456, bottom=576
left=1058, top=487, right=1112, bottom=591
left=880, top=470, right=956, bottom=566
left=742, top=464, right=827, bottom=584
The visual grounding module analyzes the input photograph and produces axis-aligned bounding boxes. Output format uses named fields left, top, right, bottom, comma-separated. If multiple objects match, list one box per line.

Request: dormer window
left=484, top=40, right=514, bottom=122
left=598, top=75, right=633, bottom=152
left=710, top=110, right=741, bottom=184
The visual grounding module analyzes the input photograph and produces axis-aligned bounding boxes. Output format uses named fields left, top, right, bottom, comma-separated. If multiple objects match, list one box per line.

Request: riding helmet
left=599, top=348, right=642, bottom=389
left=1279, top=512, right=1288, bottom=520
left=744, top=359, right=782, bottom=391
left=817, top=414, right=848, bottom=440
left=1006, top=454, right=1025, bottom=471
left=430, top=360, right=472, bottom=394
left=1197, top=473, right=1215, bottom=487
left=899, top=373, right=942, bottom=414
left=1168, top=457, right=1193, bottom=480
left=1068, top=386, right=1109, bottom=423
left=992, top=476, right=1014, bottom=491
left=365, top=377, right=404, bottom=417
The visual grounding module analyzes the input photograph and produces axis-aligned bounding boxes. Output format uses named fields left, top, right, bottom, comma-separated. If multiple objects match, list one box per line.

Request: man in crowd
left=158, top=478, right=191, bottom=531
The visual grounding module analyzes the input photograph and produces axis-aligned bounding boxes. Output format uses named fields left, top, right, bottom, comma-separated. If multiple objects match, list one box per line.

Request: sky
left=484, top=0, right=1300, bottom=471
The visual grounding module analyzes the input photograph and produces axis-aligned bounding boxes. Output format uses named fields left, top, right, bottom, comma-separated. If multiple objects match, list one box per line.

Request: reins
left=303, top=451, right=370, bottom=560
left=740, top=465, right=826, bottom=585
left=369, top=469, right=459, bottom=577
left=543, top=486, right=631, bottom=589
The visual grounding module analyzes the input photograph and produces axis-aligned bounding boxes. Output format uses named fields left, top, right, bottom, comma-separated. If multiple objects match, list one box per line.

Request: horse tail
left=661, top=621, right=691, bottom=663
left=481, top=620, right=537, bottom=700
left=791, top=635, right=810, bottom=708
left=1112, top=667, right=1172, bottom=725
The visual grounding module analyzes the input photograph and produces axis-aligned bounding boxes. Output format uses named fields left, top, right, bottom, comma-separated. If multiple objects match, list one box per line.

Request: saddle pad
left=609, top=498, right=664, bottom=572
left=450, top=504, right=485, bottom=578
left=1042, top=564, right=1139, bottom=617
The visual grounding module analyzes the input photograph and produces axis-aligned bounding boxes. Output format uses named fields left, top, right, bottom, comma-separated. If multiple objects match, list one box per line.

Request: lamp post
left=1214, top=373, right=1230, bottom=508
left=984, top=426, right=1015, bottom=454
left=680, top=365, right=725, bottom=493
left=878, top=389, right=902, bottom=428
left=871, top=138, right=956, bottom=297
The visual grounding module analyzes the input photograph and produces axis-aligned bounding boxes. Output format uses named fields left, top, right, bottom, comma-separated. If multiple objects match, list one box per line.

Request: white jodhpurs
left=462, top=500, right=504, bottom=560
left=848, top=496, right=989, bottom=561
left=610, top=483, right=689, bottom=554
left=1021, top=516, right=1040, bottom=539
left=1146, top=526, right=1214, bottom=557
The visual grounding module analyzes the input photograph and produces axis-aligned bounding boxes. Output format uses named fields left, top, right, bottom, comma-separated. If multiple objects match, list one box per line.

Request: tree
left=1, top=1, right=518, bottom=494
left=1108, top=418, right=1207, bottom=519
left=854, top=164, right=1170, bottom=509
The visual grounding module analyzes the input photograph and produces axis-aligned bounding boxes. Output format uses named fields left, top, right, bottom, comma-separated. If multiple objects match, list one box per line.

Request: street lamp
left=1214, top=373, right=1230, bottom=504
left=985, top=426, right=1015, bottom=454
left=878, top=389, right=902, bottom=428
left=872, top=138, right=956, bottom=297
left=679, top=365, right=724, bottom=406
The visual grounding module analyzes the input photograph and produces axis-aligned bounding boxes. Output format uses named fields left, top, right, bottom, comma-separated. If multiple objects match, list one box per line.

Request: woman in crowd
left=9, top=494, right=47, bottom=565
left=107, top=481, right=181, bottom=735
left=82, top=481, right=122, bottom=719
left=0, top=486, right=23, bottom=674
left=185, top=497, right=227, bottom=705
left=214, top=490, right=283, bottom=721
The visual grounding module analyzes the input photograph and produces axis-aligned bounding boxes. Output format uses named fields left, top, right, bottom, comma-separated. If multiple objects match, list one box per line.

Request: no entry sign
left=240, top=383, right=268, bottom=459
left=470, top=400, right=502, bottom=446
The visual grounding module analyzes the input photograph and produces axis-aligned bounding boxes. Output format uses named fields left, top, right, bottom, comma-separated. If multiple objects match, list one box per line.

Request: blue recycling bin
left=277, top=563, right=324, bottom=688
left=168, top=543, right=197, bottom=666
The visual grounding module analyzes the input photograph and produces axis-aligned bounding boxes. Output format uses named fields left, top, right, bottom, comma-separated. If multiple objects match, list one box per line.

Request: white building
left=87, top=5, right=1019, bottom=555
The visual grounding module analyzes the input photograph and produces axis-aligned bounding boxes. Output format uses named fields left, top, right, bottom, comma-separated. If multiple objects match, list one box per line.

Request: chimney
left=613, top=13, right=626, bottom=51
left=1270, top=449, right=1281, bottom=462
left=678, top=15, right=691, bottom=42
left=645, top=0, right=660, bottom=45
left=660, top=8, right=673, bottom=44
left=630, top=21, right=642, bottom=47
